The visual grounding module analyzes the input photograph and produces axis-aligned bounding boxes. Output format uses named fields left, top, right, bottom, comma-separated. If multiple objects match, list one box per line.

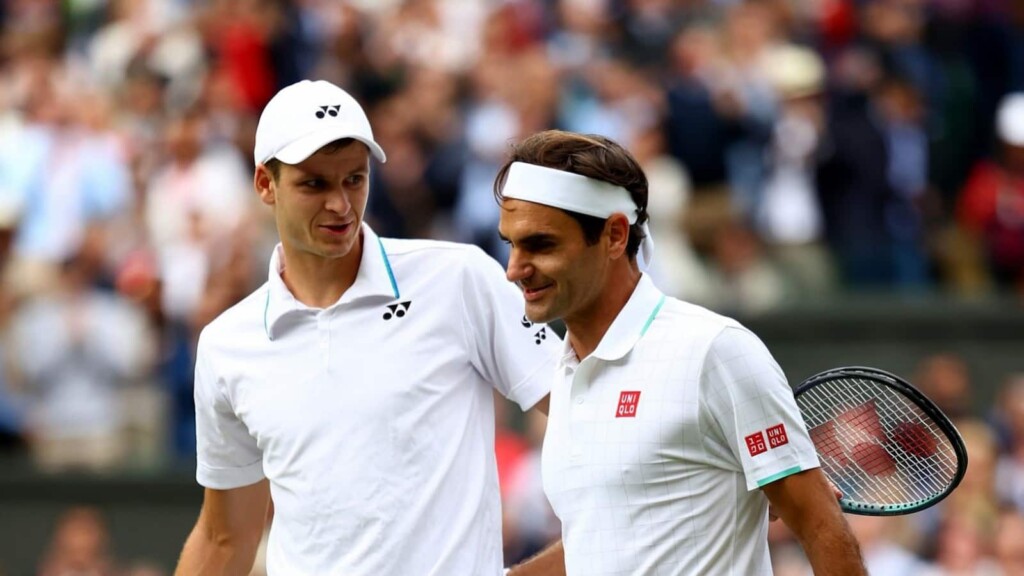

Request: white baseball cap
left=254, top=80, right=386, bottom=166
left=996, top=92, right=1024, bottom=147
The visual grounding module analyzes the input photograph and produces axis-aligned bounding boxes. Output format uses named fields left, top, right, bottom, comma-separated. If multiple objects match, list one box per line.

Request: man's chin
left=525, top=304, right=557, bottom=326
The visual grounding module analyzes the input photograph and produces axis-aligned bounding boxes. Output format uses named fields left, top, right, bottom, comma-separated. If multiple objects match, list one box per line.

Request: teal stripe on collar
left=378, top=236, right=400, bottom=299
left=640, top=295, right=666, bottom=336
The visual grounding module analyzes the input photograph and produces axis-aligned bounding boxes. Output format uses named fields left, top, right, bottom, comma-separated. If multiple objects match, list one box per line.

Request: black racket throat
left=794, top=366, right=968, bottom=516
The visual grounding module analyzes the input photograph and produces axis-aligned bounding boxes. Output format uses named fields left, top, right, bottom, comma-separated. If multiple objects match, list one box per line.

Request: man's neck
left=279, top=238, right=363, bottom=309
left=565, top=265, right=641, bottom=360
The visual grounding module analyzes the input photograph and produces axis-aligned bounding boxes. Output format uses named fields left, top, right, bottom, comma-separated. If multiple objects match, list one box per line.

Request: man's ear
left=605, top=213, right=631, bottom=259
left=254, top=164, right=276, bottom=207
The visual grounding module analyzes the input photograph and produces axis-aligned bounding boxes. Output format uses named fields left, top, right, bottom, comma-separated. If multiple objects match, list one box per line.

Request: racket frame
left=794, top=366, right=969, bottom=516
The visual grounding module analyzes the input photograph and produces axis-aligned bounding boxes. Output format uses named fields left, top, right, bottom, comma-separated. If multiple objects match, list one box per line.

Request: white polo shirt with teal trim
left=193, top=224, right=558, bottom=576
left=541, top=274, right=819, bottom=576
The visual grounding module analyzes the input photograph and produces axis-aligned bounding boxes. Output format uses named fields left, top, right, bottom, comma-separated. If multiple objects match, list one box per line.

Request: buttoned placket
left=317, top=309, right=330, bottom=372
left=567, top=357, right=597, bottom=462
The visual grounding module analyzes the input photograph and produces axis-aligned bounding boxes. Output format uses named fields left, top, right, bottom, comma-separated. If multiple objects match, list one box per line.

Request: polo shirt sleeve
left=459, top=246, right=557, bottom=412
left=701, top=325, right=820, bottom=491
left=194, top=334, right=264, bottom=489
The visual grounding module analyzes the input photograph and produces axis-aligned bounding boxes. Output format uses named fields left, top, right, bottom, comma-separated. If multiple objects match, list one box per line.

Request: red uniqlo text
left=616, top=391, right=641, bottom=418
left=766, top=423, right=789, bottom=448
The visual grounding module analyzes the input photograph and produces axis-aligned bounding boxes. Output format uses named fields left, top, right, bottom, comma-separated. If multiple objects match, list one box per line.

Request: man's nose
left=324, top=189, right=351, bottom=214
left=506, top=249, right=531, bottom=284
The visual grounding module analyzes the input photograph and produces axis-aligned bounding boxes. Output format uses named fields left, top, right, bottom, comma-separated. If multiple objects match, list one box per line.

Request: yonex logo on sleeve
left=745, top=431, right=767, bottom=456
left=616, top=391, right=641, bottom=418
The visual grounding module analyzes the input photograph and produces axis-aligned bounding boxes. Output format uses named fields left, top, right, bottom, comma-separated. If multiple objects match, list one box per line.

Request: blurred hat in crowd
left=254, top=80, right=386, bottom=166
left=765, top=45, right=826, bottom=100
left=996, top=93, right=1024, bottom=147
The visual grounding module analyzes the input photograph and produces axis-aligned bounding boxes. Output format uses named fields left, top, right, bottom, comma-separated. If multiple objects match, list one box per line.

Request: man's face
left=256, top=143, right=370, bottom=263
left=499, top=199, right=608, bottom=325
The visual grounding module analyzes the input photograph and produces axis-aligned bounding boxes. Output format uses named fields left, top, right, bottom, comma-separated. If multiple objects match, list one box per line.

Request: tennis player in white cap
left=496, top=130, right=866, bottom=575
left=175, top=80, right=560, bottom=576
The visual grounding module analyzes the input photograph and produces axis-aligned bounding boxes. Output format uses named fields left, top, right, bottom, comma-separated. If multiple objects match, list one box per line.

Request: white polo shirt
left=542, top=274, right=819, bottom=576
left=194, top=225, right=558, bottom=576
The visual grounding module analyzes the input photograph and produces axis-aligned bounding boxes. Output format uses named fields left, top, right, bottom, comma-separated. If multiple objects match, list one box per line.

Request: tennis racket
left=794, top=366, right=968, bottom=516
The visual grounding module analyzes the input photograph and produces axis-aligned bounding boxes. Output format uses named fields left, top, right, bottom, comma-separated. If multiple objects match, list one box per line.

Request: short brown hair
left=493, top=130, right=649, bottom=258
left=262, top=138, right=359, bottom=181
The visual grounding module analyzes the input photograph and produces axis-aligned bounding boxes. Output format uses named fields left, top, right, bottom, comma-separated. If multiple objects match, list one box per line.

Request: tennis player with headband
left=496, top=130, right=866, bottom=575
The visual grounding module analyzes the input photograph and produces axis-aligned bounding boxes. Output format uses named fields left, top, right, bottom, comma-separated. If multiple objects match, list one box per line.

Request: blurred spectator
left=993, top=374, right=1024, bottom=510
left=957, top=93, right=1024, bottom=294
left=993, top=506, right=1024, bottom=575
left=818, top=69, right=930, bottom=288
left=629, top=121, right=710, bottom=301
left=4, top=61, right=132, bottom=298
left=928, top=419, right=1000, bottom=545
left=9, top=251, right=157, bottom=473
left=920, top=514, right=1000, bottom=576
left=37, top=506, right=116, bottom=576
left=701, top=217, right=792, bottom=314
left=913, top=352, right=974, bottom=420
left=145, top=106, right=252, bottom=324
left=758, top=44, right=837, bottom=297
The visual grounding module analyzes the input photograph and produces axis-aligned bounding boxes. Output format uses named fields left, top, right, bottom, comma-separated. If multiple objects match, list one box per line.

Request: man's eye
left=345, top=175, right=365, bottom=186
left=303, top=179, right=325, bottom=189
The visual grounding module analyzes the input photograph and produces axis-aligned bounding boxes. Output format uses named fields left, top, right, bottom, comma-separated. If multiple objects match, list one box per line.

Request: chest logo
left=616, top=390, right=641, bottom=418
left=383, top=300, right=411, bottom=320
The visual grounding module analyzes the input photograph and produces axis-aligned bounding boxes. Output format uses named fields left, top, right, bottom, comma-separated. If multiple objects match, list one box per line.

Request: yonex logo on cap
left=315, top=105, right=342, bottom=119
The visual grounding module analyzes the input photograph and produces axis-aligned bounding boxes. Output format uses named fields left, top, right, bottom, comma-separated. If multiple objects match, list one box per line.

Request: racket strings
left=799, top=376, right=959, bottom=509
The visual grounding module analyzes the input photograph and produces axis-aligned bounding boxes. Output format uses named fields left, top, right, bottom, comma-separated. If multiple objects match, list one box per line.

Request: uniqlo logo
left=616, top=391, right=641, bottom=418
left=745, top=431, right=767, bottom=456
left=766, top=423, right=789, bottom=448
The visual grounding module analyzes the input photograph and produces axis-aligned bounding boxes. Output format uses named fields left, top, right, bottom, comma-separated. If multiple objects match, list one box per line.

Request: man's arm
left=507, top=540, right=565, bottom=576
left=762, top=468, right=866, bottom=576
left=530, top=393, right=550, bottom=416
left=176, top=480, right=271, bottom=576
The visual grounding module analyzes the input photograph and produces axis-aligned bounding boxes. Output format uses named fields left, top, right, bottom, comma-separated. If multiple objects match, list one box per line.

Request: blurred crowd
left=0, top=0, right=1023, bottom=574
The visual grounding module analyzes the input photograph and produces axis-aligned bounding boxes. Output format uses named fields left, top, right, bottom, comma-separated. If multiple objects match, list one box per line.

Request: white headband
left=502, top=162, right=655, bottom=270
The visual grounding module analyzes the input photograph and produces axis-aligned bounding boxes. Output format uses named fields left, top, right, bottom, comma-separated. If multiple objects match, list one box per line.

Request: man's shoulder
left=197, top=283, right=271, bottom=351
left=379, top=236, right=487, bottom=258
left=660, top=297, right=742, bottom=332
left=378, top=237, right=497, bottom=276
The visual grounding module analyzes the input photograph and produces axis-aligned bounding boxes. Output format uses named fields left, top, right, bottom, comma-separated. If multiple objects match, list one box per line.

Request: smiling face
left=499, top=199, right=611, bottom=325
left=255, top=141, right=370, bottom=267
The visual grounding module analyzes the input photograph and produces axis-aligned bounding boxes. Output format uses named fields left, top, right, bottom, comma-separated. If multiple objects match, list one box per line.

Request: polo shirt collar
left=263, top=223, right=400, bottom=340
left=565, top=273, right=666, bottom=363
